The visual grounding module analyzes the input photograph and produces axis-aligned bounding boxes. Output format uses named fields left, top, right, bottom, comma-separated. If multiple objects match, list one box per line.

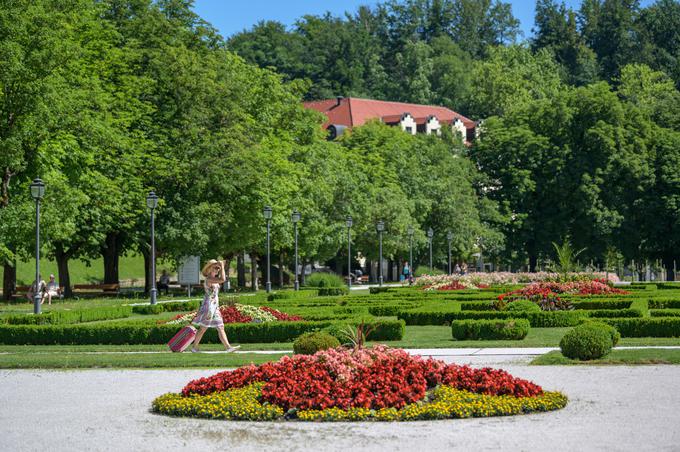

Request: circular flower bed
left=152, top=346, right=567, bottom=421
left=167, top=304, right=302, bottom=325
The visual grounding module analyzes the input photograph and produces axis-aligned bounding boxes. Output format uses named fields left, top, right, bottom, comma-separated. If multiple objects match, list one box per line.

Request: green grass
left=0, top=351, right=287, bottom=369
left=531, top=349, right=680, bottom=365
left=0, top=254, right=175, bottom=286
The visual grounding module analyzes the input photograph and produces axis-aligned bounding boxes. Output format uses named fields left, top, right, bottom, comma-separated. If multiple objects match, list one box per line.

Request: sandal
left=225, top=346, right=241, bottom=353
left=190, top=348, right=200, bottom=353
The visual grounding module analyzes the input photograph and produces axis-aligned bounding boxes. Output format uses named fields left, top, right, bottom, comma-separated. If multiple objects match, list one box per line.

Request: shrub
left=0, top=318, right=405, bottom=345
left=650, top=309, right=680, bottom=317
left=595, top=317, right=680, bottom=337
left=369, top=287, right=391, bottom=294
left=318, top=287, right=349, bottom=296
left=559, top=324, right=614, bottom=360
left=648, top=299, right=680, bottom=309
left=460, top=302, right=494, bottom=311
left=585, top=321, right=620, bottom=346
left=2, top=306, right=133, bottom=325
left=451, top=319, right=530, bottom=340
left=572, top=300, right=633, bottom=310
left=505, top=300, right=541, bottom=313
left=293, top=332, right=340, bottom=355
left=413, top=266, right=445, bottom=277
left=267, top=290, right=318, bottom=301
left=398, top=309, right=588, bottom=327
left=305, top=272, right=344, bottom=288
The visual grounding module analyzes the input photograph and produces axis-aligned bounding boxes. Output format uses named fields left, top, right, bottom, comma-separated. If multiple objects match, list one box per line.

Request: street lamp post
left=146, top=191, right=159, bottom=305
left=292, top=210, right=301, bottom=291
left=407, top=225, right=414, bottom=280
left=376, top=221, right=385, bottom=287
left=30, top=178, right=45, bottom=315
left=263, top=206, right=272, bottom=293
left=447, top=231, right=453, bottom=275
left=427, top=228, right=434, bottom=272
left=346, top=216, right=353, bottom=290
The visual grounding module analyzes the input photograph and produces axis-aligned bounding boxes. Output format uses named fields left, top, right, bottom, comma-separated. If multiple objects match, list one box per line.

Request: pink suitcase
left=168, top=325, right=196, bottom=352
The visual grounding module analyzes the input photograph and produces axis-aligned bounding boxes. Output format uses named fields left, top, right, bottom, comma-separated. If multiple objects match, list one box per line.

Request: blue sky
left=192, top=0, right=655, bottom=40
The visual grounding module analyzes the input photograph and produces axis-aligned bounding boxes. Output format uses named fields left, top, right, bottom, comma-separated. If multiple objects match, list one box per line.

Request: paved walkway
left=1, top=365, right=679, bottom=451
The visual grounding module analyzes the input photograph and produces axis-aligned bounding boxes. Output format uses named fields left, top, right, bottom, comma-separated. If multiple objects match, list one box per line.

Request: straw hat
left=201, top=259, right=221, bottom=277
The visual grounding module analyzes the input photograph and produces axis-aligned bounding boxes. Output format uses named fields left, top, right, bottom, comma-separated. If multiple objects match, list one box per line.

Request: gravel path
left=1, top=364, right=679, bottom=452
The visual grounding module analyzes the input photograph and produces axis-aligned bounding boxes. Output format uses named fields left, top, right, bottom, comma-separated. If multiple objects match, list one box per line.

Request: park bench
left=72, top=283, right=120, bottom=298
left=10, top=285, right=32, bottom=301
left=345, top=275, right=370, bottom=284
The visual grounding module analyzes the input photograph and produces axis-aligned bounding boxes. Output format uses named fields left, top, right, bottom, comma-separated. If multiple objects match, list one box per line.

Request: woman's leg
left=193, top=326, right=208, bottom=350
left=217, top=326, right=232, bottom=349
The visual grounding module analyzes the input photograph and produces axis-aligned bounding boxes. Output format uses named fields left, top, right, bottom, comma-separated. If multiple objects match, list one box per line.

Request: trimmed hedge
left=131, top=301, right=200, bottom=315
left=587, top=308, right=643, bottom=318
left=650, top=309, right=680, bottom=317
left=397, top=309, right=588, bottom=327
left=0, top=318, right=405, bottom=345
left=572, top=300, right=633, bottom=310
left=293, top=332, right=340, bottom=354
left=648, top=299, right=680, bottom=309
left=452, top=319, right=530, bottom=340
left=2, top=306, right=133, bottom=325
left=369, top=287, right=391, bottom=294
left=594, top=317, right=680, bottom=337
left=460, top=302, right=494, bottom=311
left=267, top=290, right=318, bottom=301
left=656, top=283, right=680, bottom=290
left=318, top=287, right=349, bottom=297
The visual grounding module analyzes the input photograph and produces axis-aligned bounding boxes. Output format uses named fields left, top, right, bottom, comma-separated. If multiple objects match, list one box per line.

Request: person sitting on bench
left=27, top=277, right=46, bottom=302
left=157, top=270, right=171, bottom=295
left=41, top=274, right=61, bottom=305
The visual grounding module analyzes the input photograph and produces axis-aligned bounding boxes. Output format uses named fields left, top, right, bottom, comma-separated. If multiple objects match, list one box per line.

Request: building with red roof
left=303, top=97, right=477, bottom=142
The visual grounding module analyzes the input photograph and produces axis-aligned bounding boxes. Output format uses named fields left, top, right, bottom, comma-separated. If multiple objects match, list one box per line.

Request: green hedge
left=267, top=290, right=318, bottom=301
left=648, top=299, right=680, bottom=309
left=460, top=302, right=494, bottom=311
left=594, top=317, right=680, bottom=337
left=452, top=319, right=530, bottom=340
left=131, top=301, right=200, bottom=315
left=318, top=287, right=349, bottom=297
left=398, top=308, right=643, bottom=328
left=2, top=306, right=133, bottom=325
left=369, top=287, right=391, bottom=294
left=650, top=309, right=680, bottom=317
left=0, top=318, right=405, bottom=345
left=656, top=283, right=680, bottom=290
left=573, top=300, right=633, bottom=310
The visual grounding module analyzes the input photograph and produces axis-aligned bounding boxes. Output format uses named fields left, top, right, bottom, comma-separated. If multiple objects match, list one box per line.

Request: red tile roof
left=303, top=97, right=475, bottom=129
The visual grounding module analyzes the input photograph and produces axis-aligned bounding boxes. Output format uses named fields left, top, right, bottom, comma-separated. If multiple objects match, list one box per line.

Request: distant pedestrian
left=454, top=263, right=461, bottom=274
left=158, top=270, right=170, bottom=295
left=41, top=274, right=61, bottom=305
left=191, top=259, right=239, bottom=353
left=402, top=261, right=410, bottom=285
left=27, top=277, right=46, bottom=302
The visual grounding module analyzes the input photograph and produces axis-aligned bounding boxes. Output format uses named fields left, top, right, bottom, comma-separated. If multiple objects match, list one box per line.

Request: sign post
left=178, top=256, right=200, bottom=297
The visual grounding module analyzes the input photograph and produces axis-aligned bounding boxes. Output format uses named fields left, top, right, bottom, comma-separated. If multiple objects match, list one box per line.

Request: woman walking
left=191, top=259, right=239, bottom=353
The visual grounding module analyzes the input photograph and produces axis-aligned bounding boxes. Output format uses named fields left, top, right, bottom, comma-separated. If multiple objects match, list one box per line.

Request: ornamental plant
left=415, top=272, right=620, bottom=290
left=167, top=304, right=303, bottom=325
left=153, top=346, right=568, bottom=422
left=560, top=323, right=616, bottom=360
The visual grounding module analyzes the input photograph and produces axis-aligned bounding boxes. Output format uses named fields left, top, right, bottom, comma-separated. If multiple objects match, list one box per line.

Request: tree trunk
left=3, top=259, right=16, bottom=301
left=142, top=247, right=151, bottom=295
left=278, top=252, right=284, bottom=288
left=237, top=251, right=246, bottom=288
left=250, top=252, right=259, bottom=291
left=54, top=244, right=73, bottom=298
left=102, top=233, right=121, bottom=284
left=335, top=254, right=342, bottom=276
left=223, top=253, right=234, bottom=290
left=663, top=256, right=677, bottom=282
left=300, top=260, right=307, bottom=286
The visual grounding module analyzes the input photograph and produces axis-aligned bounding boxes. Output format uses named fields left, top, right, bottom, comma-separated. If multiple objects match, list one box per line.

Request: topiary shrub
left=560, top=323, right=614, bottom=360
left=305, top=272, right=345, bottom=288
left=318, top=287, right=349, bottom=296
left=369, top=287, right=390, bottom=294
left=293, top=332, right=340, bottom=355
left=585, top=321, right=620, bottom=346
left=451, top=319, right=530, bottom=340
left=505, top=300, right=541, bottom=313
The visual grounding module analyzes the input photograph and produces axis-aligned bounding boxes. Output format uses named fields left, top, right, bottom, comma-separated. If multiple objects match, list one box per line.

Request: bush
left=572, top=300, right=633, bottom=310
left=460, top=302, right=494, bottom=311
left=305, top=272, right=344, bottom=288
left=452, top=319, right=530, bottom=340
left=0, top=318, right=405, bottom=345
left=656, top=283, right=680, bottom=290
left=293, top=332, right=340, bottom=355
left=397, top=309, right=588, bottom=327
left=369, top=287, right=391, bottom=294
left=560, top=324, right=614, bottom=360
left=131, top=301, right=200, bottom=315
left=318, top=287, right=349, bottom=296
left=413, top=266, right=445, bottom=277
left=650, top=309, right=680, bottom=317
left=585, top=321, right=621, bottom=346
left=595, top=317, right=680, bottom=337
left=505, top=300, right=541, bottom=313
left=267, top=290, right=318, bottom=301
left=2, top=306, right=133, bottom=325
left=648, top=299, right=680, bottom=309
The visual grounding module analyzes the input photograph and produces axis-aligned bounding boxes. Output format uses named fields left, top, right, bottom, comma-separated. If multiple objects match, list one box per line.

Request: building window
left=405, top=126, right=413, bottom=133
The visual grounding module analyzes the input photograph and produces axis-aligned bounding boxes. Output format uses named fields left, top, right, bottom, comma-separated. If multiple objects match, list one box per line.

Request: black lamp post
left=263, top=206, right=272, bottom=293
left=447, top=231, right=453, bottom=275
left=407, top=225, right=414, bottom=279
left=146, top=191, right=159, bottom=305
left=30, top=178, right=45, bottom=315
left=376, top=220, right=385, bottom=286
left=346, top=216, right=353, bottom=290
left=427, top=227, right=434, bottom=272
left=292, top=210, right=301, bottom=291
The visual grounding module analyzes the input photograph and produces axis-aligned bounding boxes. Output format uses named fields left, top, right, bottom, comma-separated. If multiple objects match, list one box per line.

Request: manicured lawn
left=0, top=351, right=287, bottom=369
left=531, top=349, right=680, bottom=365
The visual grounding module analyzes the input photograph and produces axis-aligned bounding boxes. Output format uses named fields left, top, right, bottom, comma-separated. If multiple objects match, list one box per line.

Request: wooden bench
left=10, top=285, right=32, bottom=301
left=72, top=283, right=120, bottom=298
left=345, top=275, right=370, bottom=284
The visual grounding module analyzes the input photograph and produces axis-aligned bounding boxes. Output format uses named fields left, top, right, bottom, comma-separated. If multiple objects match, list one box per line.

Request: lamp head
left=427, top=228, right=434, bottom=239
left=291, top=210, right=301, bottom=223
left=146, top=191, right=159, bottom=209
left=376, top=221, right=385, bottom=232
left=346, top=216, right=353, bottom=228
left=30, top=178, right=45, bottom=200
left=263, top=205, right=273, bottom=220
